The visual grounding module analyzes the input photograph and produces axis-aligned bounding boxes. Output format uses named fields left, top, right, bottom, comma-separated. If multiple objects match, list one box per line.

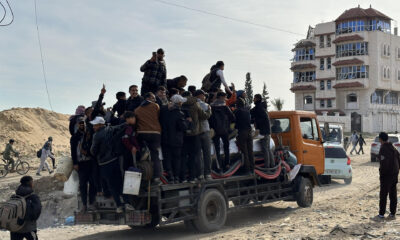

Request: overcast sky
left=1, top=0, right=399, bottom=114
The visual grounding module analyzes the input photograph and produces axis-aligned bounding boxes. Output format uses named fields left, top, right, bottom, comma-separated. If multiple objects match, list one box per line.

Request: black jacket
left=209, top=100, right=235, bottom=135
left=126, top=96, right=144, bottom=112
left=166, top=77, right=184, bottom=93
left=165, top=106, right=188, bottom=147
left=91, top=93, right=106, bottom=119
left=69, top=114, right=84, bottom=136
left=379, top=142, right=400, bottom=176
left=234, top=107, right=251, bottom=131
left=157, top=100, right=170, bottom=142
left=15, top=185, right=41, bottom=233
left=250, top=101, right=271, bottom=135
left=112, top=99, right=127, bottom=118
left=91, top=123, right=127, bottom=166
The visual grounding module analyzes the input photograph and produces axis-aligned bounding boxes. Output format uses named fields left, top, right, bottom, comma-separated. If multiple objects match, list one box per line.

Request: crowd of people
left=68, top=48, right=273, bottom=213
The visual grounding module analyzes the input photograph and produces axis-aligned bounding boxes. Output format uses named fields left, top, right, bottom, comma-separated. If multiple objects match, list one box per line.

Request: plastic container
left=63, top=170, right=79, bottom=195
left=123, top=171, right=142, bottom=195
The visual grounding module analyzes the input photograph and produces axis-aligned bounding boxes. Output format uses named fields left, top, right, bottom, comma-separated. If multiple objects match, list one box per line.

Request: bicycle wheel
left=0, top=164, right=8, bottom=178
left=16, top=161, right=30, bottom=175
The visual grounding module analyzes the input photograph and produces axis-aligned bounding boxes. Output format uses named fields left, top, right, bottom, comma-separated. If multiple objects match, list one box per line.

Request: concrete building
left=290, top=6, right=400, bottom=133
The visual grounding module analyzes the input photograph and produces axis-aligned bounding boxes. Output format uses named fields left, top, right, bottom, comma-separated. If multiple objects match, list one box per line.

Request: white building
left=290, top=6, right=400, bottom=133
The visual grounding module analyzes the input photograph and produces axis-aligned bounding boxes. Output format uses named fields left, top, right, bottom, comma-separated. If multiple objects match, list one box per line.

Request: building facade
left=290, top=6, right=400, bottom=133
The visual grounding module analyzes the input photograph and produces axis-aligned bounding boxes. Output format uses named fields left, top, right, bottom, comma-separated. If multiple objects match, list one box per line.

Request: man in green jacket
left=3, top=139, right=18, bottom=171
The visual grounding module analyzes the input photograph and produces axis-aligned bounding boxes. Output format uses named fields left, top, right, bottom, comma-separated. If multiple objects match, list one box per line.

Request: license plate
left=325, top=169, right=341, bottom=175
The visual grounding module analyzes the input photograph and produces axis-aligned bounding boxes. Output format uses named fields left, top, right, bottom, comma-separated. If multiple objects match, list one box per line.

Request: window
left=327, top=99, right=332, bottom=108
left=300, top=117, right=319, bottom=140
left=304, top=95, right=313, bottom=104
left=397, top=48, right=400, bottom=59
left=320, top=35, right=324, bottom=48
left=294, top=71, right=315, bottom=83
left=337, top=19, right=390, bottom=34
left=336, top=65, right=369, bottom=80
left=325, top=147, right=347, bottom=158
left=384, top=92, right=398, bottom=104
left=320, top=80, right=325, bottom=90
left=320, top=58, right=325, bottom=70
left=382, top=44, right=391, bottom=57
left=327, top=57, right=331, bottom=69
left=327, top=35, right=331, bottom=47
left=327, top=80, right=332, bottom=89
left=387, top=45, right=391, bottom=56
left=371, top=90, right=383, bottom=104
left=294, top=48, right=315, bottom=62
left=320, top=99, right=325, bottom=108
left=384, top=67, right=387, bottom=78
left=398, top=70, right=400, bottom=80
left=347, top=93, right=357, bottom=103
left=270, top=118, right=290, bottom=133
left=383, top=67, right=391, bottom=79
left=388, top=68, right=391, bottom=79
left=336, top=42, right=368, bottom=58
left=383, top=44, right=387, bottom=56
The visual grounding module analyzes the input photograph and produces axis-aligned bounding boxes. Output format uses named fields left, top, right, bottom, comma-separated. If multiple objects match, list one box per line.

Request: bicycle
left=0, top=154, right=30, bottom=178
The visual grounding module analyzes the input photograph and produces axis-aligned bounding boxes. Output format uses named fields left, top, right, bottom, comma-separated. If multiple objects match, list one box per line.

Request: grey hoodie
left=197, top=98, right=211, bottom=133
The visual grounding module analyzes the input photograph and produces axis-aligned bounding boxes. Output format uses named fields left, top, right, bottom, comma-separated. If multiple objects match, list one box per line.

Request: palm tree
left=271, top=98, right=284, bottom=111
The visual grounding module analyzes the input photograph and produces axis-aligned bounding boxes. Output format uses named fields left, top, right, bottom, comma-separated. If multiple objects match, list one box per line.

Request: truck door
left=299, top=117, right=325, bottom=174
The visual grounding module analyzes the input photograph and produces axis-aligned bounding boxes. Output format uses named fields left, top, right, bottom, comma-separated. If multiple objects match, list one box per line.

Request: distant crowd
left=68, top=48, right=273, bottom=213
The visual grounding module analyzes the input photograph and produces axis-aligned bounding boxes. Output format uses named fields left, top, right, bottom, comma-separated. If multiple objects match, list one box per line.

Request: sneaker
left=116, top=207, right=123, bottom=214
left=87, top=205, right=96, bottom=212
left=152, top=178, right=162, bottom=186
left=125, top=204, right=135, bottom=211
left=36, top=173, right=41, bottom=176
left=182, top=180, right=188, bottom=184
left=49, top=170, right=54, bottom=174
left=371, top=215, right=385, bottom=221
left=189, top=178, right=198, bottom=184
left=205, top=175, right=213, bottom=181
left=198, top=175, right=205, bottom=181
left=388, top=214, right=396, bottom=220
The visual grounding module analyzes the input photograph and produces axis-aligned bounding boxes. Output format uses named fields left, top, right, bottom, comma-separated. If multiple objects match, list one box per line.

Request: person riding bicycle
left=2, top=139, right=19, bottom=172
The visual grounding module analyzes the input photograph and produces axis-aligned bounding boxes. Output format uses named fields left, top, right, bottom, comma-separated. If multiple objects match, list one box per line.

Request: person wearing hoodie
left=194, top=90, right=213, bottom=180
left=126, top=85, right=144, bottom=112
left=69, top=105, right=86, bottom=136
left=235, top=98, right=254, bottom=175
left=236, top=90, right=250, bottom=110
left=375, top=132, right=400, bottom=220
left=181, top=91, right=209, bottom=182
left=165, top=95, right=189, bottom=183
left=36, top=137, right=54, bottom=176
left=10, top=176, right=41, bottom=240
left=71, top=118, right=96, bottom=212
left=251, top=94, right=273, bottom=168
left=112, top=92, right=127, bottom=118
left=209, top=92, right=235, bottom=172
left=134, top=92, right=162, bottom=185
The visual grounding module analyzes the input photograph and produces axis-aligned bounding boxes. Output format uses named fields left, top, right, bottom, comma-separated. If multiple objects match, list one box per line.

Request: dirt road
left=1, top=141, right=400, bottom=240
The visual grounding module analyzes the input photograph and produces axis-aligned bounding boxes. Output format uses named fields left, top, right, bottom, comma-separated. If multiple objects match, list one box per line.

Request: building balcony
left=333, top=78, right=369, bottom=89
left=290, top=82, right=316, bottom=92
left=290, top=62, right=316, bottom=71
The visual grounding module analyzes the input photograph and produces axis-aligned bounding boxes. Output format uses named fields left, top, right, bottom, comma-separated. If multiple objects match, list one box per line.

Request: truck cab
left=269, top=111, right=325, bottom=175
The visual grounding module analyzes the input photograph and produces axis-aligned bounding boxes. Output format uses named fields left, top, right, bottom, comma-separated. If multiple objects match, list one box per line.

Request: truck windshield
left=320, top=127, right=342, bottom=143
left=271, top=118, right=290, bottom=133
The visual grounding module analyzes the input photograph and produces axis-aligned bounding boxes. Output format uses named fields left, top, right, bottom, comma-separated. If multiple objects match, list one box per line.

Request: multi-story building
left=290, top=6, right=400, bottom=133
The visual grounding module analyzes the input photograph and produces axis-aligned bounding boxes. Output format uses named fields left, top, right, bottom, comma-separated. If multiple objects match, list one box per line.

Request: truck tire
left=296, top=177, right=313, bottom=208
left=193, top=189, right=227, bottom=233
left=344, top=177, right=352, bottom=185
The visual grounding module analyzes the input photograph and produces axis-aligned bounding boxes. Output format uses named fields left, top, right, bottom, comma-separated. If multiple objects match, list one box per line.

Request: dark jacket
left=379, top=142, right=400, bottom=176
left=90, top=123, right=127, bottom=166
left=209, top=99, right=235, bottom=135
left=15, top=185, right=41, bottom=233
left=91, top=93, right=106, bottom=119
left=126, top=96, right=144, bottom=112
left=181, top=96, right=209, bottom=136
left=250, top=101, right=271, bottom=135
left=165, top=105, right=188, bottom=147
left=140, top=60, right=167, bottom=92
left=166, top=77, right=184, bottom=93
left=358, top=136, right=366, bottom=146
left=122, top=125, right=140, bottom=152
left=70, top=130, right=92, bottom=165
left=69, top=114, right=84, bottom=136
left=157, top=99, right=170, bottom=142
left=234, top=107, right=251, bottom=131
left=112, top=99, right=127, bottom=118
left=209, top=65, right=222, bottom=90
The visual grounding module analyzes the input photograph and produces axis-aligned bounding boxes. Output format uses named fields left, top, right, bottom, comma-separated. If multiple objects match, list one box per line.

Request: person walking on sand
left=357, top=134, right=367, bottom=155
left=374, top=132, right=400, bottom=220
left=349, top=131, right=359, bottom=155
left=36, top=137, right=54, bottom=176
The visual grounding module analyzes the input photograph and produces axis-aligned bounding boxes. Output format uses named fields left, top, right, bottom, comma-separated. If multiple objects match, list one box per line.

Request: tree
left=261, top=82, right=270, bottom=109
left=272, top=98, right=284, bottom=111
left=244, top=72, right=253, bottom=106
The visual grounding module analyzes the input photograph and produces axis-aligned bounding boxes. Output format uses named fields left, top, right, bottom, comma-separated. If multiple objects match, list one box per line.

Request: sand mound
left=0, top=108, right=70, bottom=156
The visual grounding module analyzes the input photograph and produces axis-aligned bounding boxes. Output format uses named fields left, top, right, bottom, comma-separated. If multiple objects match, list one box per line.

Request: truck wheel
left=193, top=189, right=227, bottom=233
left=344, top=177, right=352, bottom=185
left=296, top=177, right=313, bottom=208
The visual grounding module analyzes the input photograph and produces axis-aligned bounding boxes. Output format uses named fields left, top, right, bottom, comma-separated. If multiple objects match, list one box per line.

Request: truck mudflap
left=75, top=210, right=151, bottom=226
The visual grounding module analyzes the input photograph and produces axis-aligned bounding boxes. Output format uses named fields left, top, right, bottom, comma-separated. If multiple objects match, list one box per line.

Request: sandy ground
left=1, top=140, right=400, bottom=240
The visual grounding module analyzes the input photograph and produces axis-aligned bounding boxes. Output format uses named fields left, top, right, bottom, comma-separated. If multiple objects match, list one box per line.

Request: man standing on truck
left=235, top=98, right=254, bottom=175
left=135, top=92, right=162, bottom=185
left=10, top=176, right=42, bottom=240
left=126, top=85, right=144, bottom=112
left=90, top=116, right=134, bottom=213
left=375, top=132, right=400, bottom=220
left=251, top=94, right=273, bottom=168
left=36, top=137, right=54, bottom=176
left=140, top=48, right=167, bottom=95
left=3, top=139, right=18, bottom=172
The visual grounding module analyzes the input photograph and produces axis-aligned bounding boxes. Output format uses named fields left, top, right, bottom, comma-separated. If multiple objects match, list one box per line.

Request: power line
left=0, top=0, right=14, bottom=26
left=34, top=0, right=53, bottom=111
left=151, top=0, right=304, bottom=36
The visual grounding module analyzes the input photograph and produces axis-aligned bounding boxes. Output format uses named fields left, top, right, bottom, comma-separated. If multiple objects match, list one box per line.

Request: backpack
left=201, top=73, right=212, bottom=92
left=0, top=195, right=30, bottom=232
left=36, top=149, right=42, bottom=158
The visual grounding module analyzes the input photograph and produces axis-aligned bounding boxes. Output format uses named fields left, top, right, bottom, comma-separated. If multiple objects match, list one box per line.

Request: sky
left=1, top=0, right=399, bottom=114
